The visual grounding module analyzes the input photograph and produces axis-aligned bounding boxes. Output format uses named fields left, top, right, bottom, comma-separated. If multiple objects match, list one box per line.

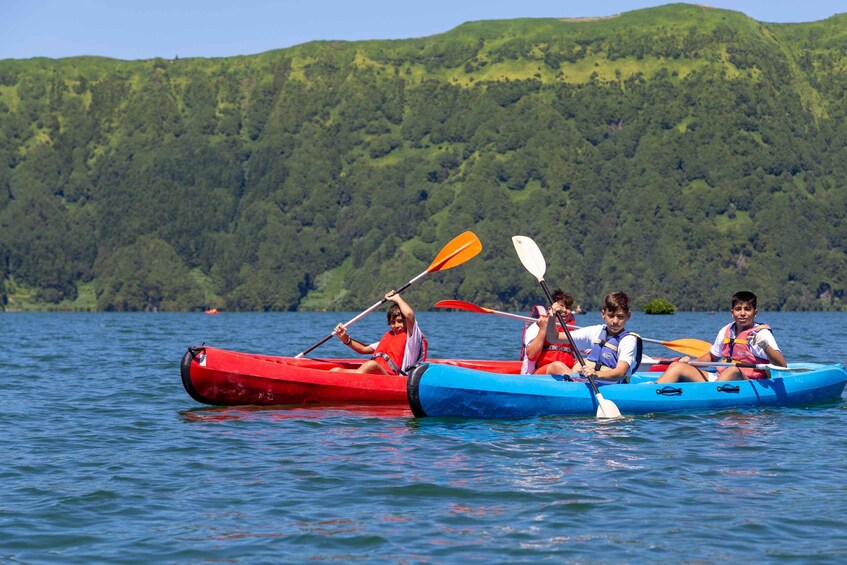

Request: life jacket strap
left=372, top=333, right=428, bottom=376
left=591, top=337, right=618, bottom=352
left=372, top=352, right=406, bottom=376
left=588, top=331, right=643, bottom=373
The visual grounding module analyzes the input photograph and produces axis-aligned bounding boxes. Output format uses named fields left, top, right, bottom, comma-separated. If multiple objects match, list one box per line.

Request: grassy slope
left=2, top=4, right=847, bottom=311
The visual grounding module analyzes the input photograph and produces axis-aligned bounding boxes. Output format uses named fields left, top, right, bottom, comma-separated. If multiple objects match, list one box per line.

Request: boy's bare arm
left=386, top=291, right=416, bottom=331
left=525, top=317, right=548, bottom=360
left=752, top=331, right=786, bottom=367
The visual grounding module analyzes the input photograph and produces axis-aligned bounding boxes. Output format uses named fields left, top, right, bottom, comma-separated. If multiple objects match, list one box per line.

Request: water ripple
left=2, top=312, right=847, bottom=562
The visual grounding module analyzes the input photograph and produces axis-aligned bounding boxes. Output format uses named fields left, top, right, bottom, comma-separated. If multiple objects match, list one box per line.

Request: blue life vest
left=587, top=327, right=642, bottom=373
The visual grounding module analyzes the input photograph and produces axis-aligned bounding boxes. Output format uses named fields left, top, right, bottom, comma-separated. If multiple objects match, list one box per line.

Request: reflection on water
left=181, top=404, right=413, bottom=423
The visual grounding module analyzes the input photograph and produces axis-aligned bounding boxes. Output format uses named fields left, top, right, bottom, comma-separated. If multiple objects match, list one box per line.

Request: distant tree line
left=1, top=4, right=846, bottom=312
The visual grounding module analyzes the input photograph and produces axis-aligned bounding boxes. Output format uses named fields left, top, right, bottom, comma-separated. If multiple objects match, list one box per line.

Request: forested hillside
left=2, top=3, right=846, bottom=312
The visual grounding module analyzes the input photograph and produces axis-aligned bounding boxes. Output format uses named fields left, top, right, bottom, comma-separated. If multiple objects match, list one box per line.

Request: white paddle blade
left=595, top=393, right=622, bottom=419
left=512, top=236, right=546, bottom=282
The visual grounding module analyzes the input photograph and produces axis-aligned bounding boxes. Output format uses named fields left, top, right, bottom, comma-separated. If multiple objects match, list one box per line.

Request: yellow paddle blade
left=427, top=231, right=482, bottom=272
left=661, top=338, right=712, bottom=357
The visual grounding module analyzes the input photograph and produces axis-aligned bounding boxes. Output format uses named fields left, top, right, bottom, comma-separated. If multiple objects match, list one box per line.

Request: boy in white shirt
left=546, top=291, right=641, bottom=381
left=656, top=291, right=786, bottom=383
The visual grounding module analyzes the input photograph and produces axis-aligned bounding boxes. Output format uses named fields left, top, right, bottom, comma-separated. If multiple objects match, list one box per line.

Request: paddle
left=433, top=299, right=712, bottom=357
left=294, top=231, right=482, bottom=358
left=686, top=361, right=796, bottom=371
left=512, top=235, right=621, bottom=419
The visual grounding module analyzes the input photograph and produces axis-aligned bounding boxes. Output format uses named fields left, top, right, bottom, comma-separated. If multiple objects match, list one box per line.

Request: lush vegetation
left=2, top=4, right=847, bottom=312
left=643, top=298, right=676, bottom=315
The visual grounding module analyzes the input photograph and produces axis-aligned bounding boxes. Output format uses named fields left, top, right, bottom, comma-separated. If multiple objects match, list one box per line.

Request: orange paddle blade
left=426, top=231, right=482, bottom=273
left=660, top=338, right=712, bottom=357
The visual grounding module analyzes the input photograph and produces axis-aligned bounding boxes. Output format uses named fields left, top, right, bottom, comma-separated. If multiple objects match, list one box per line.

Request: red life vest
left=538, top=335, right=576, bottom=370
left=371, top=329, right=428, bottom=375
left=372, top=329, right=407, bottom=376
left=718, top=323, right=771, bottom=379
left=522, top=305, right=576, bottom=370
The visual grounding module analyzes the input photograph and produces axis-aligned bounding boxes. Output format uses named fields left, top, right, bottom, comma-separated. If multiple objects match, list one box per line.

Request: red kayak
left=181, top=345, right=522, bottom=406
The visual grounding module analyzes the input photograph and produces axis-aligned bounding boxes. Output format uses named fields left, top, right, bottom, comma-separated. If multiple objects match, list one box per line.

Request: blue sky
left=3, top=1, right=845, bottom=60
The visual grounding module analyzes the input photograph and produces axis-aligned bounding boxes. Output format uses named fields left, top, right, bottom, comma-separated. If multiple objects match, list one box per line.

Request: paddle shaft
left=468, top=308, right=669, bottom=344
left=295, top=231, right=482, bottom=358
left=536, top=279, right=604, bottom=396
left=295, top=278, right=422, bottom=358
left=435, top=299, right=710, bottom=357
left=688, top=361, right=791, bottom=370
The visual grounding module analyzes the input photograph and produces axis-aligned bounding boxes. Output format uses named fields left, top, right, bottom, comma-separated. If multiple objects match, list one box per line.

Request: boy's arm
left=586, top=333, right=632, bottom=379
left=349, top=340, right=375, bottom=355
left=387, top=292, right=416, bottom=332
left=543, top=313, right=573, bottom=344
left=335, top=323, right=376, bottom=354
left=584, top=360, right=630, bottom=380
left=525, top=318, right=546, bottom=361
left=545, top=317, right=593, bottom=350
left=766, top=348, right=787, bottom=367
left=544, top=313, right=562, bottom=343
left=752, top=330, right=786, bottom=367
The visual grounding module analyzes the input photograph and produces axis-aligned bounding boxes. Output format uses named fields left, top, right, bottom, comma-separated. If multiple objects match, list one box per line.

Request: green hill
left=2, top=3, right=846, bottom=312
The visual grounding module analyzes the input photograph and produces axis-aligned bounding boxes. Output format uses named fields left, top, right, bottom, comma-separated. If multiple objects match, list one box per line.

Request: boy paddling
left=521, top=289, right=578, bottom=375
left=657, top=290, right=786, bottom=383
left=545, top=290, right=642, bottom=382
left=331, top=291, right=425, bottom=375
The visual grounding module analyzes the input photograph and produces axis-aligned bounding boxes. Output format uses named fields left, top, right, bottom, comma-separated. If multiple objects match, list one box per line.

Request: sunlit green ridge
left=2, top=4, right=846, bottom=312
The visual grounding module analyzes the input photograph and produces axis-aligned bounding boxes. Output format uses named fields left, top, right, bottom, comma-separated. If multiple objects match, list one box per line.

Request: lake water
left=3, top=311, right=847, bottom=563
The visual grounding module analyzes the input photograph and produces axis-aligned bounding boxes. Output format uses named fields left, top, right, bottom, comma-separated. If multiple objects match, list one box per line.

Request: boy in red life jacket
left=521, top=289, right=577, bottom=374
left=331, top=291, right=425, bottom=375
left=545, top=290, right=642, bottom=381
left=656, top=290, right=786, bottom=383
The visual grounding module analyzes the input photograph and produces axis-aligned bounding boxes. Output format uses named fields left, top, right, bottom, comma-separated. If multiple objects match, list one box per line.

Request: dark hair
left=387, top=304, right=403, bottom=324
left=602, top=291, right=630, bottom=313
left=552, top=289, right=575, bottom=309
left=731, top=291, right=757, bottom=309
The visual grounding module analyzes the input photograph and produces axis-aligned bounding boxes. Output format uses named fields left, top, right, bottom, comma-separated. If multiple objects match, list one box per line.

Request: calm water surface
left=3, top=311, right=847, bottom=563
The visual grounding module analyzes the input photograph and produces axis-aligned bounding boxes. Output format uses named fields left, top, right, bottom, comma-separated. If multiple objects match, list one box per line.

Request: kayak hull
left=407, top=362, right=847, bottom=418
left=181, top=345, right=521, bottom=406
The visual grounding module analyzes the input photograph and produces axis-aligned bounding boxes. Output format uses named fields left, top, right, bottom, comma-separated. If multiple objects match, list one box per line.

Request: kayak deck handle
left=187, top=343, right=207, bottom=360
left=656, top=386, right=682, bottom=396
left=717, top=384, right=741, bottom=393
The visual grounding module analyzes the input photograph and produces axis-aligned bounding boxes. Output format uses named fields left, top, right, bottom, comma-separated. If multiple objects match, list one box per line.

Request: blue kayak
left=407, top=363, right=847, bottom=419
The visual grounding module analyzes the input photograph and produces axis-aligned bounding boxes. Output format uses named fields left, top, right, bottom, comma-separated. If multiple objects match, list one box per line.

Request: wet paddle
left=295, top=231, right=482, bottom=358
left=512, top=235, right=621, bottom=419
left=433, top=299, right=712, bottom=357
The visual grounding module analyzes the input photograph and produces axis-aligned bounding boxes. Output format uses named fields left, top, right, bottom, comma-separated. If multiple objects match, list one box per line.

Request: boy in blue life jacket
left=656, top=290, right=786, bottom=383
left=546, top=290, right=642, bottom=381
